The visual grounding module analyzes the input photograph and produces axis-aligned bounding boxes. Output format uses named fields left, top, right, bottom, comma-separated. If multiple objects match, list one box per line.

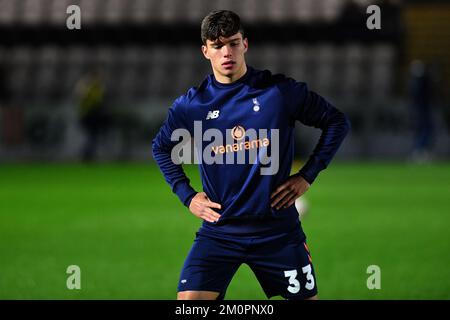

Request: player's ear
left=243, top=38, right=248, bottom=53
left=201, top=45, right=210, bottom=60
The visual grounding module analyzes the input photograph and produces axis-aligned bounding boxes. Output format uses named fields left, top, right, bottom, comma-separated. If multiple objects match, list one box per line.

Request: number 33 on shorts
left=284, top=264, right=315, bottom=294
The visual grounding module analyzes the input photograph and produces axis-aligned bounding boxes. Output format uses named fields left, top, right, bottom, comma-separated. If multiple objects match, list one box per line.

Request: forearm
left=299, top=109, right=350, bottom=184
left=152, top=138, right=197, bottom=207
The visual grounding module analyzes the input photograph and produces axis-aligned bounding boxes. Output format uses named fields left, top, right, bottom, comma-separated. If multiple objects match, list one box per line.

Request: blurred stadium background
left=0, top=0, right=449, bottom=299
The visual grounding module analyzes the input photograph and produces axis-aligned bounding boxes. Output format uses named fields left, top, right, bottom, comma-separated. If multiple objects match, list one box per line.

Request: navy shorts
left=177, top=225, right=318, bottom=299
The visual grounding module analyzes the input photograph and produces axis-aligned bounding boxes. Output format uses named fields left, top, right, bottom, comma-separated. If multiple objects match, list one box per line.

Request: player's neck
left=213, top=64, right=248, bottom=84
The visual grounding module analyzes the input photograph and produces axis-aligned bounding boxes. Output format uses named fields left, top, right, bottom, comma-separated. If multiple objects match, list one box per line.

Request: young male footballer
left=152, top=10, right=350, bottom=300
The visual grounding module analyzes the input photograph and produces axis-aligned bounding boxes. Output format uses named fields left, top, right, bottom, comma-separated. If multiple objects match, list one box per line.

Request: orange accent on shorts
left=304, top=242, right=310, bottom=253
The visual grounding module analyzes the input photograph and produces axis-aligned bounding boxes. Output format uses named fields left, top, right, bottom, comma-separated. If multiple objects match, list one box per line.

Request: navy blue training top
left=152, top=66, right=350, bottom=236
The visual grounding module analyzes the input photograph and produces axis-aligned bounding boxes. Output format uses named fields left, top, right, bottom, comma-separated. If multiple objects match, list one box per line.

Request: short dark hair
left=201, top=10, right=244, bottom=45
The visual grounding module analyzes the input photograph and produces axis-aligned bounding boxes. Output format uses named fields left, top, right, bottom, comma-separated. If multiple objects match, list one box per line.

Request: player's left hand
left=270, top=174, right=310, bottom=210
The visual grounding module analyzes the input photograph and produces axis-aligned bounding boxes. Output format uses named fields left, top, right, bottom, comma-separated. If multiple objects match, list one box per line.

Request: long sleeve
left=151, top=98, right=197, bottom=207
left=278, top=79, right=351, bottom=184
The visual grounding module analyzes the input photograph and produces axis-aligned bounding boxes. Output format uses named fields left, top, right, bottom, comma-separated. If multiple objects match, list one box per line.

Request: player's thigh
left=177, top=290, right=220, bottom=300
left=178, top=233, right=243, bottom=295
left=248, top=232, right=318, bottom=300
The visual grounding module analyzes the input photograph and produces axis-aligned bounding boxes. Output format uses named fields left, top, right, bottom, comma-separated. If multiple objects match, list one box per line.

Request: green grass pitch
left=0, top=162, right=449, bottom=299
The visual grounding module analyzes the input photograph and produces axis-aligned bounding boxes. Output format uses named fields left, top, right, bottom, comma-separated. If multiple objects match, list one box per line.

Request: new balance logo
left=206, top=110, right=220, bottom=120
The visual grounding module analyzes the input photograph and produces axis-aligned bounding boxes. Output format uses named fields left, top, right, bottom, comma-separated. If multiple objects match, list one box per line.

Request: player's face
left=202, top=33, right=248, bottom=80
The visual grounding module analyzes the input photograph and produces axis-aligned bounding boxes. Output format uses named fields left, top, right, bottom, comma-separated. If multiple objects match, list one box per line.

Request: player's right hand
left=188, top=192, right=222, bottom=223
